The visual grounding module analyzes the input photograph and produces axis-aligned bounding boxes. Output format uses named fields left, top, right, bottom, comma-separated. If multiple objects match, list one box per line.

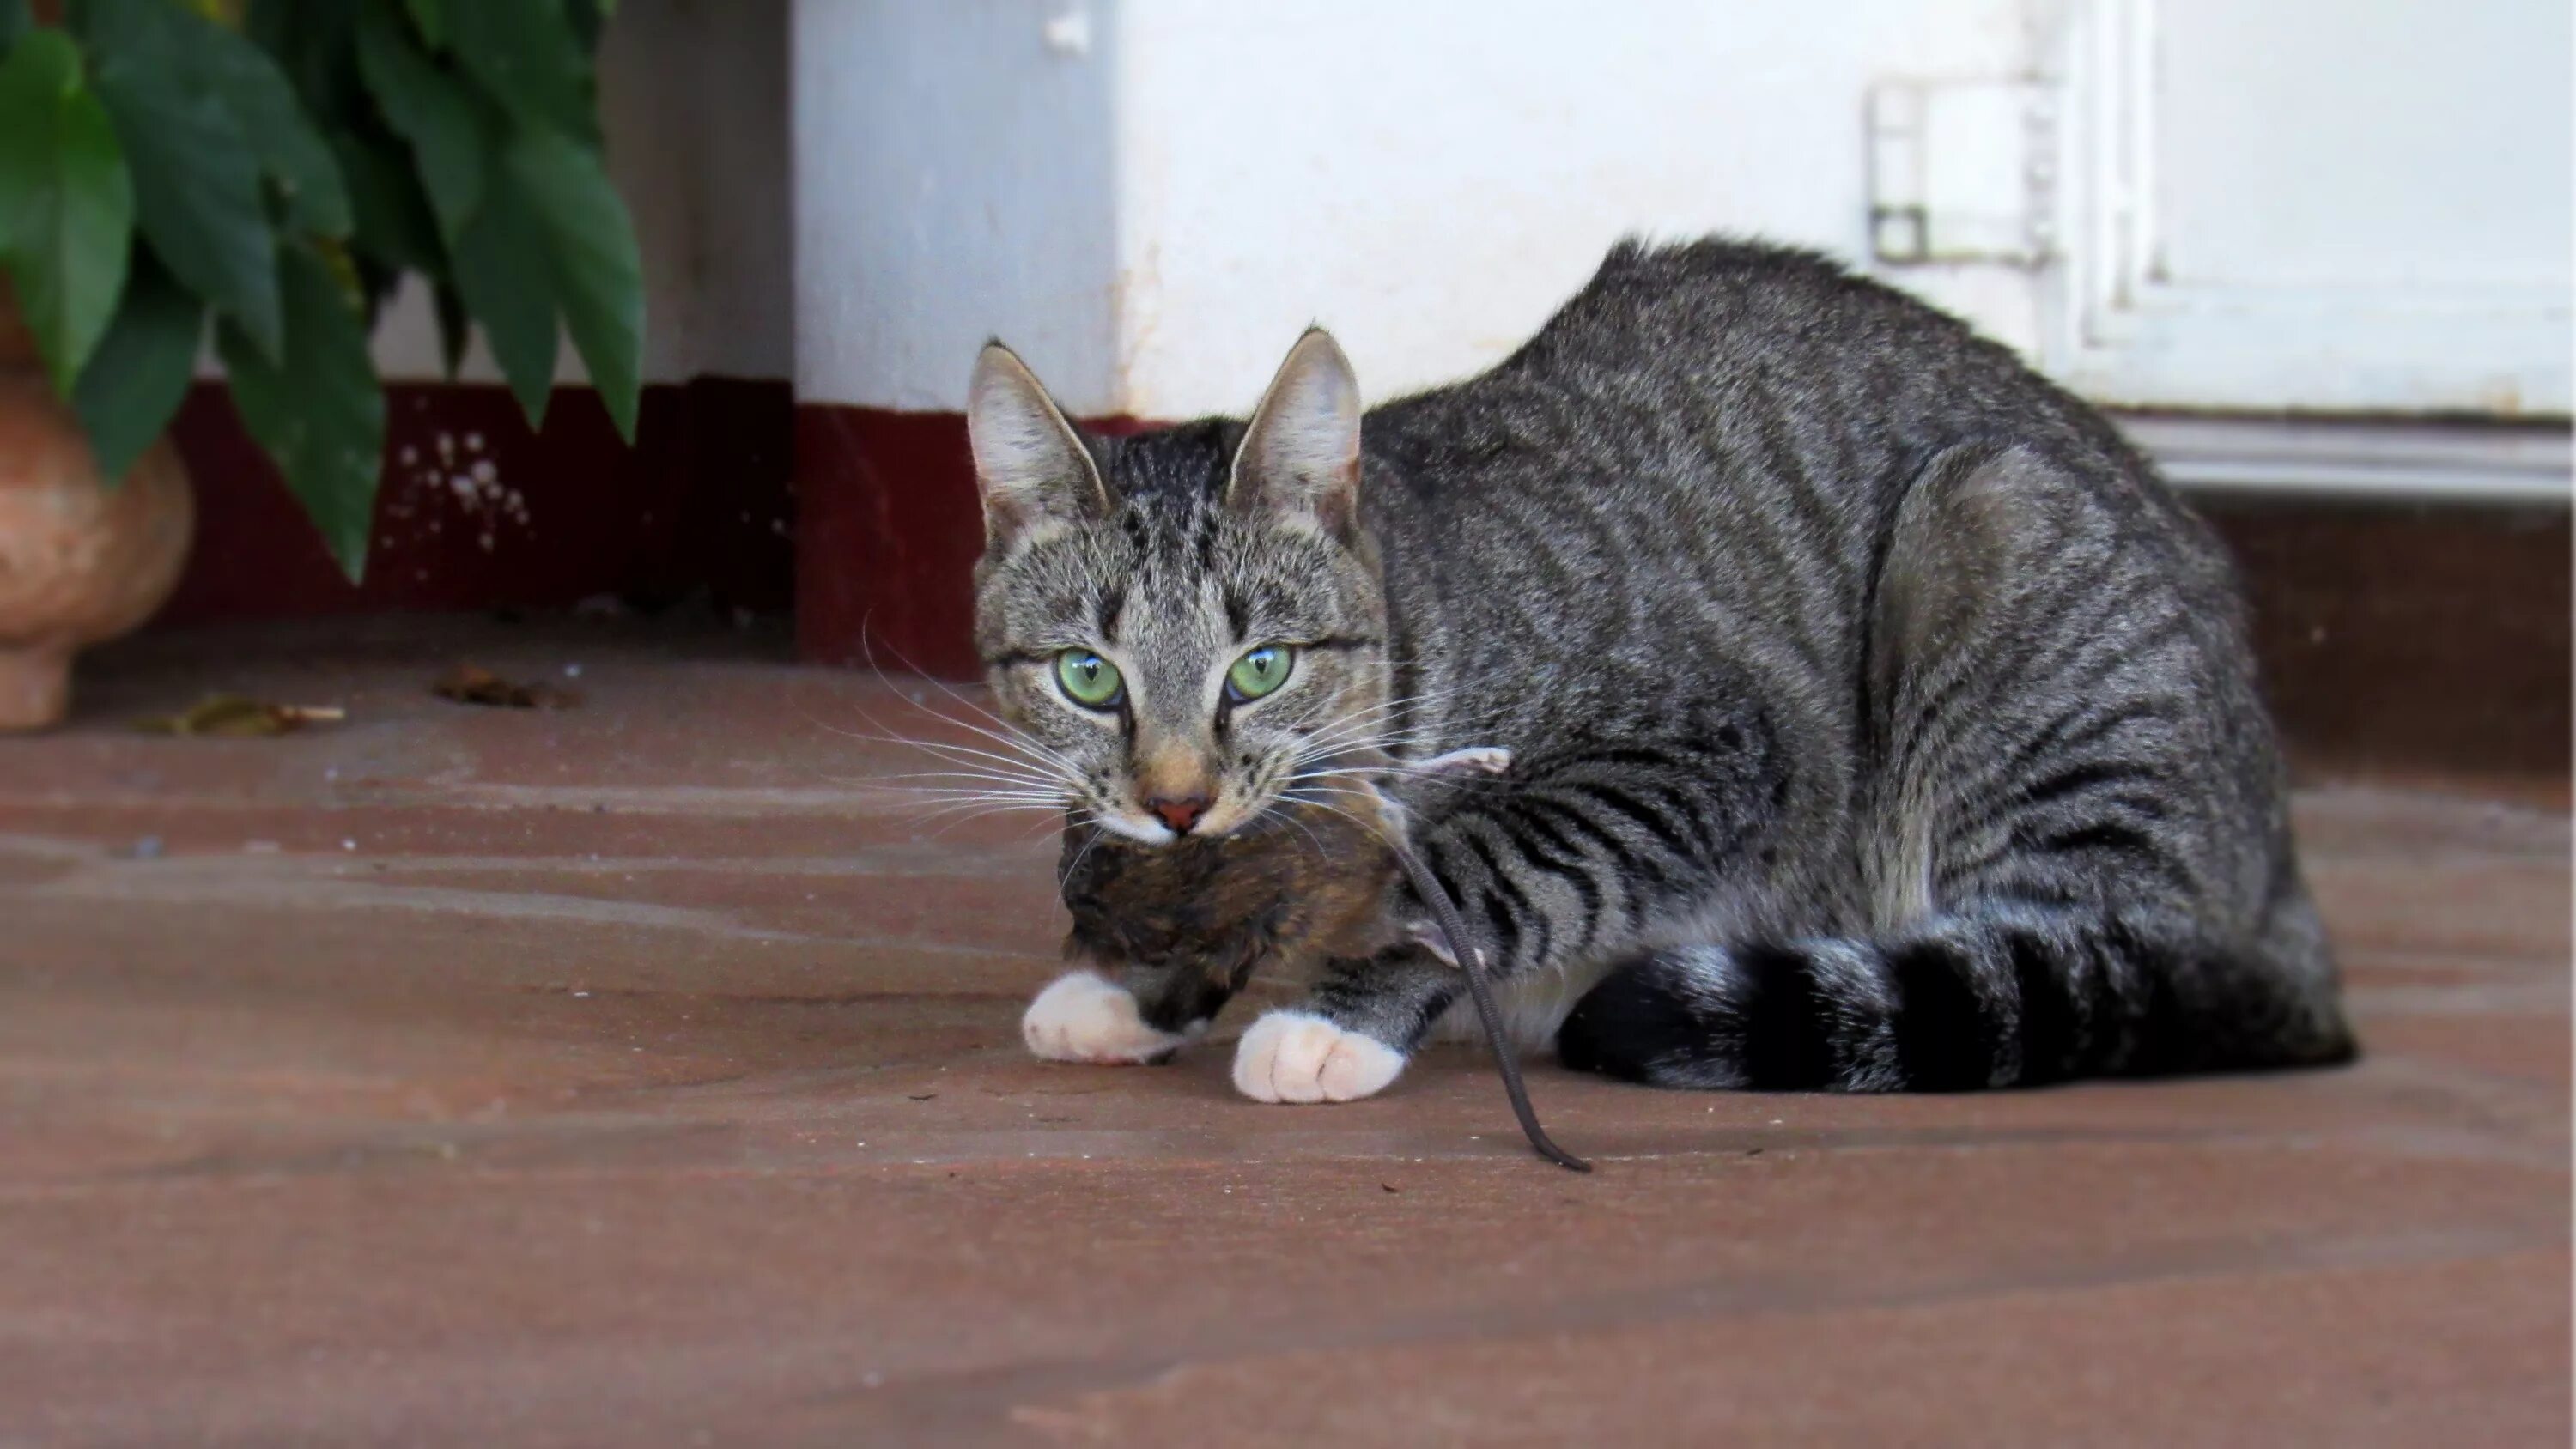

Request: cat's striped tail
left=1554, top=902, right=2355, bottom=1091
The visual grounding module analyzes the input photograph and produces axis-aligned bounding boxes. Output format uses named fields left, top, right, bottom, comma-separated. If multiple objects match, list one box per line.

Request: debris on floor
left=132, top=694, right=344, bottom=737
left=431, top=664, right=581, bottom=710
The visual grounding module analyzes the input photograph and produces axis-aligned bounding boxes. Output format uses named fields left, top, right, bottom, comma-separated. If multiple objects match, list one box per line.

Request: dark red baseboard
left=793, top=405, right=984, bottom=678
left=2197, top=495, right=2569, bottom=785
left=791, top=404, right=1150, bottom=679
left=164, top=384, right=2567, bottom=785
left=161, top=377, right=793, bottom=627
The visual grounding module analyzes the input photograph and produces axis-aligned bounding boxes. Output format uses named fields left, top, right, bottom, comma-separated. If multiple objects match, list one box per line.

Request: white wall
left=1108, top=0, right=2034, bottom=418
left=787, top=0, right=2567, bottom=470
left=791, top=0, right=1119, bottom=414
left=789, top=0, right=2042, bottom=416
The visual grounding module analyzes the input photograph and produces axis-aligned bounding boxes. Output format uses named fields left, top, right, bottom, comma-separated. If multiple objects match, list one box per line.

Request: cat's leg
left=1230, top=949, right=1447, bottom=1102
left=1021, top=970, right=1195, bottom=1064
left=1023, top=957, right=1236, bottom=1065
left=1231, top=721, right=1782, bottom=1103
left=1558, top=445, right=2354, bottom=1089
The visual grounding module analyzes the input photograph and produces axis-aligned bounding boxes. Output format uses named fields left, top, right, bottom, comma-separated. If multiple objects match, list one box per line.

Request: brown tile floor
left=3, top=618, right=2567, bottom=1446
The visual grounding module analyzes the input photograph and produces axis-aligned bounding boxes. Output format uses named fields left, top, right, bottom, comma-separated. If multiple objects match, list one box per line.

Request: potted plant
left=0, top=0, right=642, bottom=728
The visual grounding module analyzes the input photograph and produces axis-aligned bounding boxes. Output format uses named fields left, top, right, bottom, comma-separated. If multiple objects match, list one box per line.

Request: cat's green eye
left=1054, top=650, right=1124, bottom=709
left=1225, top=646, right=1293, bottom=702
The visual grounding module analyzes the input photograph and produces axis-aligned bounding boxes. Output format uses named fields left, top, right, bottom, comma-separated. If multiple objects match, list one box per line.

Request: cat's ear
left=968, top=342, right=1109, bottom=553
left=1228, top=328, right=1362, bottom=541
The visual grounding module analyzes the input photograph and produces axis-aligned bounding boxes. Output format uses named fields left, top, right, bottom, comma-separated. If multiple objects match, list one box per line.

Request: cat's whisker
left=885, top=789, right=1065, bottom=808
left=863, top=798, right=1064, bottom=822
left=1291, top=693, right=1452, bottom=754
left=823, top=723, right=1085, bottom=792
left=1278, top=792, right=1405, bottom=858
left=1266, top=804, right=1335, bottom=864
left=845, top=770, right=1068, bottom=793
left=842, top=694, right=1088, bottom=778
left=1283, top=786, right=1397, bottom=822
left=805, top=684, right=1092, bottom=791
left=839, top=768, right=1071, bottom=799
left=908, top=797, right=1074, bottom=836
left=1289, top=705, right=1451, bottom=758
left=1290, top=690, right=1439, bottom=738
left=1018, top=811, right=1080, bottom=846
left=837, top=647, right=1105, bottom=800
left=847, top=633, right=1037, bottom=744
left=834, top=767, right=1066, bottom=796
left=882, top=702, right=1080, bottom=781
left=1057, top=821, right=1110, bottom=888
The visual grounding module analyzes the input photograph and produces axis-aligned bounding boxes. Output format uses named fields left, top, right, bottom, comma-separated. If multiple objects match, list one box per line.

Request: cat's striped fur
left=972, top=238, right=2354, bottom=1094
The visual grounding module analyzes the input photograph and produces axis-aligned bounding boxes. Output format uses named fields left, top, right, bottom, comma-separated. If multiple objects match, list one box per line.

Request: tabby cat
left=969, top=239, right=2355, bottom=1104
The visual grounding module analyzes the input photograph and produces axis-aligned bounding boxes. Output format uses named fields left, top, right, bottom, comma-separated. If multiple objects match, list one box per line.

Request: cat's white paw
left=1022, top=971, right=1191, bottom=1064
left=1231, top=1010, right=1406, bottom=1103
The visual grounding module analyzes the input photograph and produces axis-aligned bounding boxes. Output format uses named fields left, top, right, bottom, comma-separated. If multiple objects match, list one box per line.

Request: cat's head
left=967, top=330, right=1390, bottom=846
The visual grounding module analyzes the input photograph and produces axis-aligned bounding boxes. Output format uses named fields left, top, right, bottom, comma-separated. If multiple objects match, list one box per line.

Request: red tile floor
left=3, top=618, right=2565, bottom=1445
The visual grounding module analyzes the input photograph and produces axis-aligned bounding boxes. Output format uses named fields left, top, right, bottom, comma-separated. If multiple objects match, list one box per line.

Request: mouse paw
left=1022, top=970, right=1194, bottom=1064
left=1413, top=746, right=1513, bottom=778
left=1231, top=1011, right=1406, bottom=1103
left=1400, top=918, right=1466, bottom=967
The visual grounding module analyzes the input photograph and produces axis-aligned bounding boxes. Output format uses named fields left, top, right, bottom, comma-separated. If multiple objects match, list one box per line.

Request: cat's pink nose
left=1146, top=795, right=1211, bottom=834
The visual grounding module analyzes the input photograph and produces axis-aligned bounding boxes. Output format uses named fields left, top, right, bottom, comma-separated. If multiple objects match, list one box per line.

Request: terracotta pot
left=0, top=300, right=195, bottom=731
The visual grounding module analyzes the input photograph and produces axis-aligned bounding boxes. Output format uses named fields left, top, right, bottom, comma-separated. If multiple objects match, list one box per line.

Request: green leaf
left=241, top=0, right=295, bottom=61
left=193, top=16, right=352, bottom=237
left=402, top=0, right=441, bottom=48
left=430, top=276, right=467, bottom=378
left=80, top=0, right=349, bottom=239
left=504, top=130, right=636, bottom=440
left=73, top=250, right=201, bottom=484
left=217, top=240, right=384, bottom=581
left=0, top=28, right=135, bottom=396
left=83, top=0, right=284, bottom=357
left=349, top=251, right=396, bottom=325
left=331, top=132, right=439, bottom=274
left=247, top=0, right=367, bottom=132
left=355, top=0, right=483, bottom=243
left=0, top=0, right=28, bottom=51
left=566, top=0, right=605, bottom=55
left=441, top=0, right=591, bottom=139
left=447, top=172, right=555, bottom=427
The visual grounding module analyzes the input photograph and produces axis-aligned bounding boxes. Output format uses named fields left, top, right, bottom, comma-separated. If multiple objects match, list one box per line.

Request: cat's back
left=1358, top=238, right=2226, bottom=620
left=1363, top=238, right=2143, bottom=518
left=1504, top=237, right=1998, bottom=385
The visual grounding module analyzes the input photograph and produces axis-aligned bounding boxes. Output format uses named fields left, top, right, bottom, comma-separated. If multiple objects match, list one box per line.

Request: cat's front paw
left=1231, top=1010, right=1406, bottom=1103
left=1022, top=970, right=1193, bottom=1064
